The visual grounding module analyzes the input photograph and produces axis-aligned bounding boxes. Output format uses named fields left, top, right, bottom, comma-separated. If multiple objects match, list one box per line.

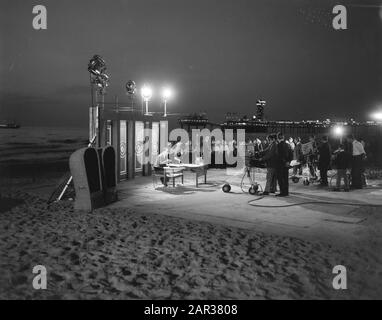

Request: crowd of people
left=154, top=132, right=368, bottom=194
left=257, top=133, right=367, bottom=197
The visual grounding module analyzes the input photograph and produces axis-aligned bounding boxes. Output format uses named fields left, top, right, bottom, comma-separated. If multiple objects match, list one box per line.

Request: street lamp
left=141, top=84, right=153, bottom=115
left=162, top=87, right=173, bottom=117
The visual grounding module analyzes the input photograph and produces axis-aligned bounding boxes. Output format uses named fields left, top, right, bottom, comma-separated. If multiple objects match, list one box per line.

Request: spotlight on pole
left=87, top=54, right=109, bottom=148
left=141, top=84, right=153, bottom=115
left=88, top=55, right=106, bottom=76
left=126, top=80, right=137, bottom=95
left=162, top=87, right=173, bottom=117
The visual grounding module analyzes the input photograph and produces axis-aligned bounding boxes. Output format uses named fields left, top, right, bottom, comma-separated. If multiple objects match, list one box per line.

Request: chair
left=153, top=166, right=184, bottom=188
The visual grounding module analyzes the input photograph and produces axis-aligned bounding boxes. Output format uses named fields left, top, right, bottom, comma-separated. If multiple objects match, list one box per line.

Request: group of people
left=257, top=133, right=293, bottom=197
left=257, top=133, right=367, bottom=197
left=154, top=132, right=368, bottom=193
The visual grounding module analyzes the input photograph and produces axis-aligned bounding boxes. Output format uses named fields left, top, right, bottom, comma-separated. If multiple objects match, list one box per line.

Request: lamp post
left=141, top=84, right=153, bottom=116
left=162, top=87, right=173, bottom=117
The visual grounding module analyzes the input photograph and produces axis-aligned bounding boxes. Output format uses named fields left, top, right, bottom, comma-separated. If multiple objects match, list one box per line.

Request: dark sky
left=1, top=0, right=382, bottom=127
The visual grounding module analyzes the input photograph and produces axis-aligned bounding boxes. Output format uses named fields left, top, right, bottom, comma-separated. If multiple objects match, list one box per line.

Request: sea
left=0, top=126, right=88, bottom=180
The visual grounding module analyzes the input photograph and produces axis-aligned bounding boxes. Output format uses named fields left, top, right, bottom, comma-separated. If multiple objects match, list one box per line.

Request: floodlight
left=141, top=85, right=153, bottom=101
left=162, top=87, right=173, bottom=100
left=372, top=111, right=382, bottom=121
left=333, top=125, right=344, bottom=137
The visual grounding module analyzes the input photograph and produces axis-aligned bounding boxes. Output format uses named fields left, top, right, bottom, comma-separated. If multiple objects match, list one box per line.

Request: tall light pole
left=88, top=55, right=109, bottom=147
left=141, top=84, right=153, bottom=116
left=162, top=87, right=173, bottom=117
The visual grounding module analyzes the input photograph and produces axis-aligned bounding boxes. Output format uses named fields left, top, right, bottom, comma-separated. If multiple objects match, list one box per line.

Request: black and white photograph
left=1, top=0, right=382, bottom=305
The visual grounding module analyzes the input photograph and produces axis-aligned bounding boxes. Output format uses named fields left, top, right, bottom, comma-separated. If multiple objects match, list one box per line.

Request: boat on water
left=0, top=121, right=20, bottom=129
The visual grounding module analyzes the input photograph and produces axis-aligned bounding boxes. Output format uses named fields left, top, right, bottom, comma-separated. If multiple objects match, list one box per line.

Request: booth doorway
left=152, top=122, right=159, bottom=164
left=119, top=120, right=127, bottom=176
left=135, top=121, right=144, bottom=173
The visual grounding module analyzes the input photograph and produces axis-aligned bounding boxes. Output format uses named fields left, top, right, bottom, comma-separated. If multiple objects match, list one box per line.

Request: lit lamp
left=333, top=125, right=344, bottom=144
left=371, top=111, right=382, bottom=123
left=162, top=87, right=173, bottom=117
left=141, top=84, right=153, bottom=115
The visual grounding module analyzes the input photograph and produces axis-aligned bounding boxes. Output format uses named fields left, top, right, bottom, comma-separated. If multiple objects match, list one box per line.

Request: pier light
left=141, top=84, right=153, bottom=115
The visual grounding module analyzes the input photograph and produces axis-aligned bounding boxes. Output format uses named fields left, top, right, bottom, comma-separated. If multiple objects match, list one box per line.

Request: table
left=168, top=164, right=208, bottom=187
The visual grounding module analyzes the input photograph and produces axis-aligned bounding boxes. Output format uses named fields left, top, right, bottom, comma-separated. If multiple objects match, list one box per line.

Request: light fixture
left=162, top=87, right=173, bottom=100
left=371, top=111, right=382, bottom=122
left=333, top=125, right=345, bottom=143
left=141, top=84, right=153, bottom=115
left=126, top=80, right=136, bottom=95
left=162, top=87, right=173, bottom=117
left=88, top=55, right=106, bottom=76
left=333, top=125, right=344, bottom=137
left=141, top=84, right=153, bottom=101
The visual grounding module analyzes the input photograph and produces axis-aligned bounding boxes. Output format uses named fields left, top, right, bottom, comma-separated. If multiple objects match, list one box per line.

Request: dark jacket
left=276, top=141, right=293, bottom=168
left=261, top=141, right=278, bottom=168
left=334, top=150, right=351, bottom=170
left=318, top=142, right=331, bottom=167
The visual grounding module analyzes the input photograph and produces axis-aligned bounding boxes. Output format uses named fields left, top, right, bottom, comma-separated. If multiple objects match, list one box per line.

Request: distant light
left=333, top=125, right=344, bottom=137
left=371, top=111, right=382, bottom=121
left=162, top=87, right=173, bottom=100
left=141, top=85, right=153, bottom=101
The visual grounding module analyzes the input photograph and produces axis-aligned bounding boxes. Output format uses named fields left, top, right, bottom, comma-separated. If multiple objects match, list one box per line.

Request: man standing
left=307, top=135, right=318, bottom=180
left=333, top=144, right=351, bottom=192
left=293, top=137, right=303, bottom=176
left=318, top=136, right=331, bottom=187
left=259, top=134, right=278, bottom=195
left=347, top=135, right=366, bottom=189
left=276, top=132, right=293, bottom=197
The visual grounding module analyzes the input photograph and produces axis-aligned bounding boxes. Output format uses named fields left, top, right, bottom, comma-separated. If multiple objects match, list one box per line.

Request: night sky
left=1, top=0, right=382, bottom=127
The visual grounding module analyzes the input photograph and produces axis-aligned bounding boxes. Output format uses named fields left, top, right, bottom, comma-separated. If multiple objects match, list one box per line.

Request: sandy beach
left=0, top=185, right=381, bottom=300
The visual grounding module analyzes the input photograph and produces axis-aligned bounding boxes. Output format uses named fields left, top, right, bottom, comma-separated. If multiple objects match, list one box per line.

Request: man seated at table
left=171, top=140, right=184, bottom=164
left=154, top=143, right=173, bottom=185
left=155, top=142, right=172, bottom=167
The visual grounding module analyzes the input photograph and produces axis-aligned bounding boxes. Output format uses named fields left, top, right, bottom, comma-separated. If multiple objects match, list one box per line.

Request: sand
left=1, top=190, right=381, bottom=300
